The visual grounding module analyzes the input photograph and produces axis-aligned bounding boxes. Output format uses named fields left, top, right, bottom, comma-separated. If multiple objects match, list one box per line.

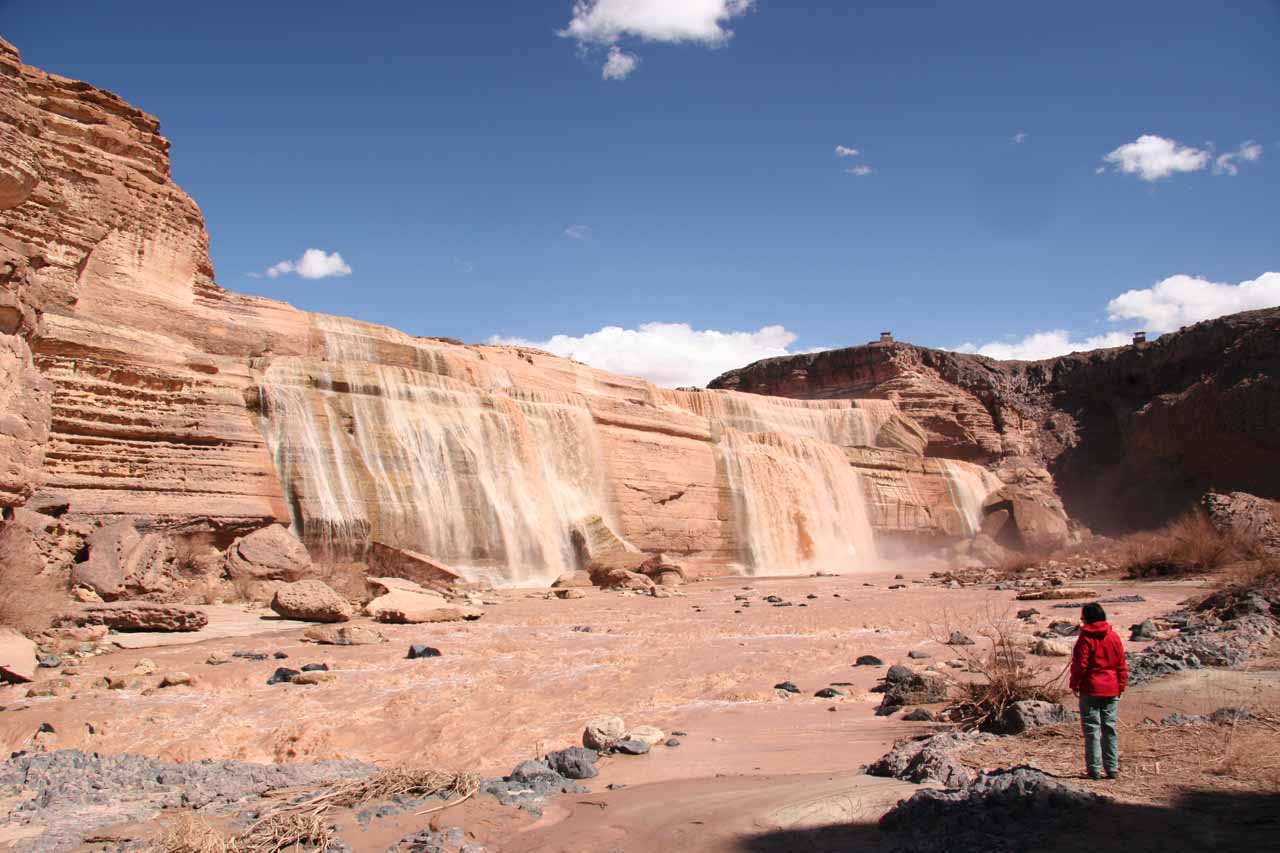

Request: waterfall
left=941, top=459, right=1003, bottom=537
left=718, top=426, right=877, bottom=575
left=257, top=317, right=611, bottom=585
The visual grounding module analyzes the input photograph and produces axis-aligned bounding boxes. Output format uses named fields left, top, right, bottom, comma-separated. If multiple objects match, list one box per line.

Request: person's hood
left=1081, top=620, right=1112, bottom=637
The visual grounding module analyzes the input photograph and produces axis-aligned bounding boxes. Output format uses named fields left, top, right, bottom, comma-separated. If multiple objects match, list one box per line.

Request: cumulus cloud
left=955, top=331, right=1132, bottom=361
left=845, top=165, right=873, bottom=176
left=953, top=271, right=1280, bottom=360
left=488, top=321, right=800, bottom=387
left=563, top=224, right=592, bottom=240
left=1213, top=140, right=1263, bottom=176
left=601, top=46, right=639, bottom=79
left=561, top=0, right=754, bottom=78
left=255, top=249, right=352, bottom=280
left=835, top=145, right=860, bottom=157
left=1013, top=132, right=1029, bottom=144
left=1102, top=135, right=1210, bottom=181
left=1106, top=271, right=1280, bottom=332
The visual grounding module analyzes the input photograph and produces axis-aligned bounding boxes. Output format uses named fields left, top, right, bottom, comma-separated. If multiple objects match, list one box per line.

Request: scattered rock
left=26, top=679, right=71, bottom=698
left=232, top=651, right=268, bottom=661
left=997, top=700, right=1071, bottom=734
left=1030, top=638, right=1072, bottom=657
left=613, top=739, right=650, bottom=756
left=270, top=580, right=353, bottom=623
left=36, top=653, right=61, bottom=669
left=855, top=655, right=884, bottom=666
left=1015, top=588, right=1094, bottom=601
left=879, top=767, right=1108, bottom=852
left=877, top=666, right=947, bottom=710
left=903, top=708, right=935, bottom=722
left=583, top=716, right=626, bottom=751
left=665, top=738, right=681, bottom=747
left=546, top=747, right=599, bottom=780
left=300, top=663, right=329, bottom=672
left=407, top=644, right=441, bottom=659
left=267, top=667, right=300, bottom=685
left=554, top=588, right=586, bottom=600
left=205, top=652, right=230, bottom=666
left=551, top=570, right=593, bottom=589
left=302, top=625, right=386, bottom=646
left=947, top=631, right=975, bottom=646
left=626, top=725, right=666, bottom=746
left=907, top=650, right=931, bottom=660
left=133, top=658, right=157, bottom=676
left=815, top=687, right=844, bottom=699
left=224, top=525, right=312, bottom=582
left=774, top=681, right=801, bottom=694
left=1016, top=609, right=1039, bottom=620
left=867, top=730, right=995, bottom=787
left=1046, top=620, right=1079, bottom=637
left=160, top=672, right=192, bottom=688
left=1130, top=619, right=1159, bottom=641
left=291, top=671, right=337, bottom=685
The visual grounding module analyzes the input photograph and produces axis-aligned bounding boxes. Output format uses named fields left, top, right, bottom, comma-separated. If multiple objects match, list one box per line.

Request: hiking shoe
left=1088, top=770, right=1102, bottom=780
left=1105, top=771, right=1120, bottom=780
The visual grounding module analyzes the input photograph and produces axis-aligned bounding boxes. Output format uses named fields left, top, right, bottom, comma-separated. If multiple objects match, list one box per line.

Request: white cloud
left=1102, top=134, right=1210, bottom=181
left=845, top=165, right=873, bottom=176
left=561, top=0, right=754, bottom=77
left=1013, top=132, right=1029, bottom=144
left=601, top=46, right=639, bottom=79
left=563, top=224, right=592, bottom=240
left=955, top=331, right=1133, bottom=361
left=953, top=271, right=1280, bottom=359
left=1212, top=140, right=1263, bottom=176
left=489, top=321, right=799, bottom=387
left=835, top=145, right=860, bottom=158
left=258, top=249, right=352, bottom=280
left=1106, top=271, right=1280, bottom=332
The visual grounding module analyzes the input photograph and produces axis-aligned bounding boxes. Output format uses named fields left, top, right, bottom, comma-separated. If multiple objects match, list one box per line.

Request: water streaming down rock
left=257, top=317, right=614, bottom=585
left=941, top=459, right=1003, bottom=537
left=718, top=426, right=877, bottom=575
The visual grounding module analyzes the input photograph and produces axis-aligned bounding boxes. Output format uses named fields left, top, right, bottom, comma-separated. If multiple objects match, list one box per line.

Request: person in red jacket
left=1070, top=602, right=1128, bottom=779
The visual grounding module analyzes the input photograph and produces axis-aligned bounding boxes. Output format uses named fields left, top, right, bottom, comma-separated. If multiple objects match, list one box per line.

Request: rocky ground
left=5, top=566, right=1275, bottom=851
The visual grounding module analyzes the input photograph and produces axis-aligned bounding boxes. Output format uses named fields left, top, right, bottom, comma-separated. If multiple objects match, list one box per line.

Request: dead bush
left=0, top=521, right=63, bottom=633
left=938, top=611, right=1067, bottom=732
left=1119, top=510, right=1262, bottom=579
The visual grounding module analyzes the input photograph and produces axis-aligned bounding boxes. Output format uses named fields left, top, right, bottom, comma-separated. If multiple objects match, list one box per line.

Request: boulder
left=0, top=625, right=38, bottom=683
left=1130, top=619, right=1158, bottom=641
left=407, top=644, right=441, bottom=659
left=625, top=725, right=666, bottom=746
left=1031, top=638, right=1072, bottom=657
left=270, top=580, right=352, bottom=623
left=546, top=747, right=599, bottom=780
left=613, top=739, right=650, bottom=755
left=73, top=602, right=207, bottom=632
left=225, top=525, right=311, bottom=582
left=552, top=570, right=593, bottom=589
left=583, top=716, right=626, bottom=751
left=367, top=541, right=461, bottom=592
left=855, top=655, right=884, bottom=666
left=594, top=569, right=654, bottom=591
left=160, top=672, right=193, bottom=688
left=998, top=699, right=1071, bottom=734
left=302, top=625, right=386, bottom=645
left=368, top=589, right=481, bottom=624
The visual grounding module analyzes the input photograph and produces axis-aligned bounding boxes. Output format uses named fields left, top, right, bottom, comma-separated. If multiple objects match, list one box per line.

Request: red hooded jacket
left=1070, top=621, right=1128, bottom=698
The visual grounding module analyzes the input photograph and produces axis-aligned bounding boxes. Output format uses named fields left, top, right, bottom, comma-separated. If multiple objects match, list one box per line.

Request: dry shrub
left=1119, top=510, right=1261, bottom=579
left=151, top=813, right=232, bottom=853
left=940, top=613, right=1067, bottom=732
left=1212, top=727, right=1280, bottom=786
left=0, top=521, right=64, bottom=633
left=1217, top=554, right=1280, bottom=597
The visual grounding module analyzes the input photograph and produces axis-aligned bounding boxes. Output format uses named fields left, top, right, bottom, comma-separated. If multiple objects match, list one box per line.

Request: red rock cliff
left=710, top=311, right=1280, bottom=533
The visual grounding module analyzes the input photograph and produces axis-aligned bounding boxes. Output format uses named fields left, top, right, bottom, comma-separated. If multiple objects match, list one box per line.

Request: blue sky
left=5, top=0, right=1278, bottom=385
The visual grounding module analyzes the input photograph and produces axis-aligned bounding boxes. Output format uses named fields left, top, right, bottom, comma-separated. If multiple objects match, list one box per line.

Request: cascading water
left=717, top=425, right=877, bottom=575
left=941, top=459, right=1003, bottom=537
left=257, top=317, right=612, bottom=585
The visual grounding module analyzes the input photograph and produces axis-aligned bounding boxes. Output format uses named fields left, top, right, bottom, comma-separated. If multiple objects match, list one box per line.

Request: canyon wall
left=710, top=312, right=1280, bottom=534
left=0, top=38, right=1002, bottom=583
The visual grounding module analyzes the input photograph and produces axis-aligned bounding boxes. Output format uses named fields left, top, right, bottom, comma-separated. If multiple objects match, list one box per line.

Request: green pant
left=1080, top=694, right=1120, bottom=774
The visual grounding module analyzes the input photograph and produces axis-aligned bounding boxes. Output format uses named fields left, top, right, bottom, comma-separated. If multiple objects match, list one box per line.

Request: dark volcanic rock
left=854, top=654, right=884, bottom=666
left=546, top=747, right=599, bottom=780
left=879, top=767, right=1109, bottom=852
left=867, top=731, right=994, bottom=787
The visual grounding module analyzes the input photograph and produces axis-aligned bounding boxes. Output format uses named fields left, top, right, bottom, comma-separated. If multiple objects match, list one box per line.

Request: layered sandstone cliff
left=710, top=311, right=1280, bottom=533
left=0, top=38, right=1007, bottom=585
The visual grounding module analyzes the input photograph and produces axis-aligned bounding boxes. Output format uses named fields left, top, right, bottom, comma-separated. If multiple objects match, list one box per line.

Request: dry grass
left=0, top=521, right=63, bottom=633
left=1118, top=510, right=1262, bottom=579
left=148, top=769, right=480, bottom=853
left=933, top=609, right=1067, bottom=732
